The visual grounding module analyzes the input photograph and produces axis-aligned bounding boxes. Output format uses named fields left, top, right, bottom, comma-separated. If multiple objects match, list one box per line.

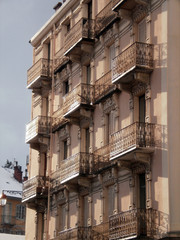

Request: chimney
left=14, top=161, right=23, bottom=183
left=53, top=2, right=62, bottom=11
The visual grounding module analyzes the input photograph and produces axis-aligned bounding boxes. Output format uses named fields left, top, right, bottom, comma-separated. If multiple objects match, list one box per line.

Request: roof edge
left=30, top=0, right=76, bottom=47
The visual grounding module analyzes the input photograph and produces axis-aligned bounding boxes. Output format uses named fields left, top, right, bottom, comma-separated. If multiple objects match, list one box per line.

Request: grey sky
left=0, top=0, right=60, bottom=171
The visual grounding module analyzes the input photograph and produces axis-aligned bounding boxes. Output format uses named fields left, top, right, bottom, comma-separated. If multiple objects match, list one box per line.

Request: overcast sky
left=0, top=0, right=61, bottom=171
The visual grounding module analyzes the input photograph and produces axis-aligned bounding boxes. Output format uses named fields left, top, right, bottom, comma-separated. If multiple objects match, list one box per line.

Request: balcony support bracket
left=119, top=9, right=131, bottom=20
left=135, top=0, right=148, bottom=6
left=70, top=54, right=81, bottom=63
left=134, top=72, right=150, bottom=83
left=117, top=160, right=131, bottom=170
left=65, top=183, right=78, bottom=193
left=81, top=43, right=93, bottom=53
left=80, top=108, right=92, bottom=118
left=78, top=178, right=91, bottom=188
left=38, top=137, right=49, bottom=146
left=134, top=152, right=151, bottom=164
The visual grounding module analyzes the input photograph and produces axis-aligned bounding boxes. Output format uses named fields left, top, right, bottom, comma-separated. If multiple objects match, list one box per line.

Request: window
left=88, top=1, right=92, bottom=19
left=66, top=22, right=70, bottom=32
left=139, top=94, right=146, bottom=123
left=87, top=65, right=91, bottom=84
left=63, top=140, right=68, bottom=160
left=138, top=18, right=146, bottom=42
left=85, top=128, right=90, bottom=153
left=16, top=204, right=26, bottom=220
left=139, top=173, right=146, bottom=209
left=3, top=203, right=12, bottom=224
left=105, top=113, right=110, bottom=144
left=63, top=79, right=69, bottom=95
left=109, top=44, right=115, bottom=71
left=108, top=185, right=115, bottom=216
left=43, top=41, right=51, bottom=61
left=60, top=205, right=66, bottom=231
left=83, top=196, right=89, bottom=227
left=48, top=42, right=51, bottom=61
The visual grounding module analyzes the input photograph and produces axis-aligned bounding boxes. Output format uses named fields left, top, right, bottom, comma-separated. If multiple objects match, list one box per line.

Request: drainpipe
left=46, top=25, right=55, bottom=240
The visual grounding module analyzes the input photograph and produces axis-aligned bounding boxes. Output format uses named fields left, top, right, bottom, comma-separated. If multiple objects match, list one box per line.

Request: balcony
left=54, top=48, right=69, bottom=73
left=27, top=58, right=52, bottom=91
left=54, top=226, right=108, bottom=240
left=112, top=42, right=153, bottom=86
left=51, top=152, right=110, bottom=191
left=51, top=169, right=65, bottom=194
left=52, top=108, right=70, bottom=132
left=94, top=71, right=120, bottom=104
left=109, top=209, right=147, bottom=239
left=58, top=227, right=91, bottom=240
left=93, top=145, right=112, bottom=173
left=22, top=176, right=48, bottom=204
left=64, top=18, right=95, bottom=57
left=63, top=83, right=94, bottom=119
left=60, top=152, right=93, bottom=184
left=109, top=208, right=169, bottom=240
left=92, top=222, right=109, bottom=239
left=25, top=116, right=51, bottom=146
left=95, top=1, right=120, bottom=37
left=112, top=0, right=148, bottom=12
left=110, top=122, right=155, bottom=161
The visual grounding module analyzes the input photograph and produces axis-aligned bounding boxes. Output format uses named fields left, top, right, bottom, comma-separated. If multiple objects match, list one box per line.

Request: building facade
left=0, top=165, right=26, bottom=235
left=23, top=0, right=180, bottom=239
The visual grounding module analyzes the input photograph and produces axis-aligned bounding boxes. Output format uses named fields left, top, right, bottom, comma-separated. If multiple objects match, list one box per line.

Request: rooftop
left=0, top=167, right=22, bottom=199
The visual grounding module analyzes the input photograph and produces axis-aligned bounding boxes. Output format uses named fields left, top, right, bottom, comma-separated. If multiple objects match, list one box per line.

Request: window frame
left=16, top=204, right=26, bottom=220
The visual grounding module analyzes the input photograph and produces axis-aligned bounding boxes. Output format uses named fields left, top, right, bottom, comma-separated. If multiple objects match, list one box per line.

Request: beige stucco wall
left=25, top=208, right=36, bottom=240
left=150, top=0, right=168, bottom=215
left=167, top=0, right=180, bottom=232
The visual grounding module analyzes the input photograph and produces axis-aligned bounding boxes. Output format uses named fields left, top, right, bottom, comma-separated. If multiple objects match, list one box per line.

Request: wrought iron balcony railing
left=60, top=152, right=93, bottom=184
left=58, top=227, right=91, bottom=240
left=64, top=18, right=95, bottom=56
left=94, top=144, right=110, bottom=157
left=22, top=176, right=48, bottom=203
left=109, top=208, right=147, bottom=239
left=110, top=122, right=155, bottom=160
left=51, top=152, right=110, bottom=189
left=63, top=83, right=94, bottom=117
left=112, top=0, right=148, bottom=11
left=27, top=58, right=52, bottom=89
left=51, top=168, right=63, bottom=194
left=109, top=208, right=169, bottom=240
left=92, top=222, right=109, bottom=239
left=94, top=71, right=117, bottom=103
left=52, top=108, right=70, bottom=132
left=54, top=48, right=69, bottom=72
left=55, top=226, right=108, bottom=240
left=25, top=116, right=51, bottom=143
left=93, top=145, right=112, bottom=173
left=95, top=1, right=119, bottom=36
left=112, top=42, right=153, bottom=84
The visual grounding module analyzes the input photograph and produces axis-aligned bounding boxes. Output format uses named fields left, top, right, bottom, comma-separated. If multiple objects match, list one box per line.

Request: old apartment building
left=23, top=0, right=180, bottom=239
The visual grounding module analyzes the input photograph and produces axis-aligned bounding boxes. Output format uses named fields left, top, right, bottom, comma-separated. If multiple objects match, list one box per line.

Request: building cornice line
left=30, top=0, right=77, bottom=47
left=151, top=0, right=166, bottom=12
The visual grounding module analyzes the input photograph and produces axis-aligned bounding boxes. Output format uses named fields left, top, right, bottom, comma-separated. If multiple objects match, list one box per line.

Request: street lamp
left=0, top=191, right=7, bottom=206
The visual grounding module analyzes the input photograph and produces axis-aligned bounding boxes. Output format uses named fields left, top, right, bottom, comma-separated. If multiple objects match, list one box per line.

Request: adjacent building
left=23, top=0, right=180, bottom=239
left=0, top=164, right=26, bottom=235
